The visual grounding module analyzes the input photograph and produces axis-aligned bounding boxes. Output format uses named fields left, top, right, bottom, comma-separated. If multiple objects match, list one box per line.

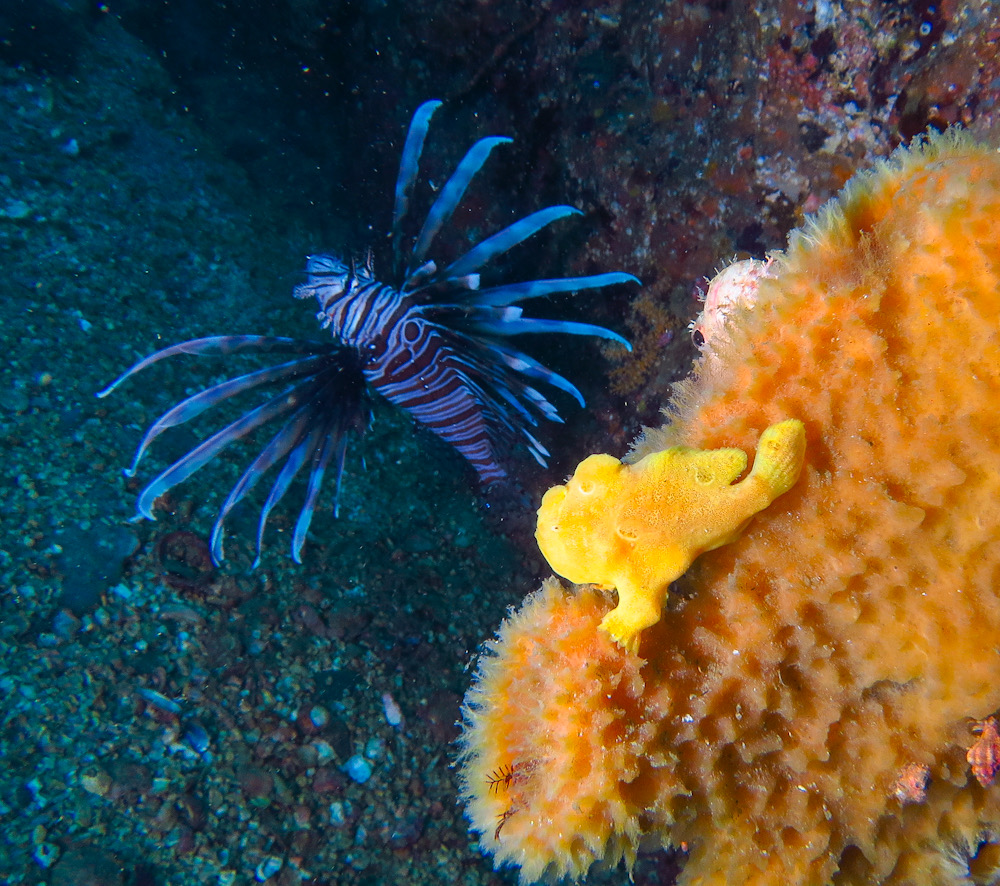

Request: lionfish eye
left=401, top=319, right=422, bottom=344
left=692, top=329, right=705, bottom=348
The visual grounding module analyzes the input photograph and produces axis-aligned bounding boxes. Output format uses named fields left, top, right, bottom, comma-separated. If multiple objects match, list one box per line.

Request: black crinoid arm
left=99, top=99, right=637, bottom=565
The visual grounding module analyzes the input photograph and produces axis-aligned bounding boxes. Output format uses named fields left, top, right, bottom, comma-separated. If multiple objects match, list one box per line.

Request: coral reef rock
left=459, top=131, right=1000, bottom=885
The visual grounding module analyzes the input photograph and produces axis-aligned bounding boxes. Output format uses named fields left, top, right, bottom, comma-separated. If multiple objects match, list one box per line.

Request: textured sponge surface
left=460, top=133, right=1000, bottom=885
left=632, top=134, right=1000, bottom=883
left=458, top=579, right=653, bottom=884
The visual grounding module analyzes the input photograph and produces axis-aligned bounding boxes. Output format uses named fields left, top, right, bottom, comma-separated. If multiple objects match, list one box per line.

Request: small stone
left=388, top=809, right=425, bottom=849
left=48, top=846, right=121, bottom=886
left=364, top=736, right=385, bottom=761
left=52, top=609, right=79, bottom=639
left=80, top=768, right=112, bottom=798
left=254, top=855, right=282, bottom=881
left=329, top=800, right=348, bottom=826
left=33, top=842, right=60, bottom=869
left=183, top=720, right=210, bottom=755
left=313, top=739, right=335, bottom=763
left=2, top=199, right=31, bottom=220
left=381, top=692, right=403, bottom=727
left=295, top=703, right=330, bottom=735
left=238, top=767, right=273, bottom=801
left=342, top=754, right=372, bottom=784
left=311, top=767, right=344, bottom=794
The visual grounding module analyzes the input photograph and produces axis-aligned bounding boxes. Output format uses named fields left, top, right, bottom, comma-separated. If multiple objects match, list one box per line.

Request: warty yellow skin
left=536, top=418, right=806, bottom=652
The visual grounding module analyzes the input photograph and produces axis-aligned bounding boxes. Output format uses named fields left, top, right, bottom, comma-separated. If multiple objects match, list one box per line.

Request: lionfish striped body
left=99, top=100, right=636, bottom=564
left=302, top=255, right=510, bottom=483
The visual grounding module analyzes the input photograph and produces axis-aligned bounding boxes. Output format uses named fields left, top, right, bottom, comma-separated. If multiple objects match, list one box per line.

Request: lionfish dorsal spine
left=443, top=206, right=581, bottom=282
left=406, top=135, right=512, bottom=281
left=392, top=99, right=442, bottom=280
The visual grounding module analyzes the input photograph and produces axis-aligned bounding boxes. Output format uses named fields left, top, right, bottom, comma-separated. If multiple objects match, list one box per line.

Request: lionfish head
left=295, top=253, right=386, bottom=339
left=297, top=252, right=370, bottom=303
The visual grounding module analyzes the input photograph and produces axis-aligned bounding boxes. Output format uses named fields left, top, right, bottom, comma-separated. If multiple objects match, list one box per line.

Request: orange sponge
left=458, top=579, right=652, bottom=883
left=460, top=131, right=1000, bottom=885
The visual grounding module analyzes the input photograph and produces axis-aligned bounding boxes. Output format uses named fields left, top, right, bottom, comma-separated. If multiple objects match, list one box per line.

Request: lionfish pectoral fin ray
left=502, top=385, right=559, bottom=426
left=292, top=425, right=342, bottom=564
left=403, top=260, right=438, bottom=291
left=253, top=426, right=322, bottom=568
left=443, top=206, right=581, bottom=281
left=330, top=434, right=350, bottom=520
left=209, top=405, right=318, bottom=564
left=392, top=99, right=442, bottom=277
left=492, top=345, right=586, bottom=407
left=123, top=355, right=325, bottom=478
left=468, top=316, right=632, bottom=349
left=96, top=335, right=319, bottom=398
left=439, top=331, right=573, bottom=423
left=470, top=271, right=641, bottom=307
left=520, top=385, right=566, bottom=422
left=480, top=376, right=544, bottom=427
left=523, top=428, right=549, bottom=465
left=408, top=135, right=513, bottom=274
left=135, top=383, right=312, bottom=520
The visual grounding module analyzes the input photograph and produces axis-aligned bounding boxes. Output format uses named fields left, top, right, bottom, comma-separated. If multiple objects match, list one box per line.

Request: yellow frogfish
left=535, top=418, right=805, bottom=651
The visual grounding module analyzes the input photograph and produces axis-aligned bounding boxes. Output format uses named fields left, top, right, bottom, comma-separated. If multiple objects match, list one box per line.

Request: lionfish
left=99, top=100, right=636, bottom=565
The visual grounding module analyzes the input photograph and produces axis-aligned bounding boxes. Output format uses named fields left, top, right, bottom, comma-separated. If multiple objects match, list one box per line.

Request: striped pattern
left=371, top=305, right=504, bottom=484
left=297, top=260, right=514, bottom=484
left=99, top=100, right=636, bottom=563
left=294, top=99, right=637, bottom=486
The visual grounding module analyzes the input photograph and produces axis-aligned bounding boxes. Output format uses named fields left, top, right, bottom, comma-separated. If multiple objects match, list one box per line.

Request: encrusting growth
left=535, top=419, right=805, bottom=652
left=458, top=579, right=651, bottom=883
left=460, top=130, right=1000, bottom=885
